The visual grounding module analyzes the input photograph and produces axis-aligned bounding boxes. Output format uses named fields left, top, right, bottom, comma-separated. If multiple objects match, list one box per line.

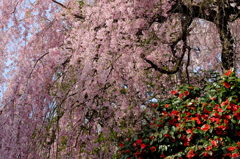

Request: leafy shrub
left=117, top=70, right=240, bottom=159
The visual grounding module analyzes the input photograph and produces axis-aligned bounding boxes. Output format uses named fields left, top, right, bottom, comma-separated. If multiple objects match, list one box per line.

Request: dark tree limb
left=28, top=52, right=49, bottom=79
left=51, top=0, right=84, bottom=20
left=169, top=1, right=216, bottom=22
left=168, top=0, right=239, bottom=71
left=216, top=1, right=235, bottom=70
left=11, top=1, right=20, bottom=14
left=142, top=54, right=184, bottom=74
left=228, top=5, right=240, bottom=22
left=142, top=11, right=193, bottom=75
left=52, top=0, right=68, bottom=9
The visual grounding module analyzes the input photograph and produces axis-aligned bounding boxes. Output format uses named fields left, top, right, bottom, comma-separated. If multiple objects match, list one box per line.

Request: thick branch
left=142, top=54, right=183, bottom=74
left=142, top=12, right=192, bottom=75
left=216, top=1, right=235, bottom=70
left=170, top=0, right=237, bottom=70
left=169, top=1, right=216, bottom=22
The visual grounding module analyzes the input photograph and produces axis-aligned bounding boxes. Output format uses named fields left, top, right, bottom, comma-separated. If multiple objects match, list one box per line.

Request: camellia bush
left=118, top=70, right=240, bottom=159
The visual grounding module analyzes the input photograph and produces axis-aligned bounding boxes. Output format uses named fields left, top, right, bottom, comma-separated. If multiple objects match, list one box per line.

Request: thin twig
left=52, top=0, right=68, bottom=9
left=28, top=52, right=49, bottom=79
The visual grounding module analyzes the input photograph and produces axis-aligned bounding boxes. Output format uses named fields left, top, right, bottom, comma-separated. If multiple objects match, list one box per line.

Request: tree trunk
left=216, top=2, right=235, bottom=70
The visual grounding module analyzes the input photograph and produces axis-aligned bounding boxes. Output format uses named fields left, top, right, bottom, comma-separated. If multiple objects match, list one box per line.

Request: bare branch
left=141, top=53, right=184, bottom=74
left=28, top=52, right=49, bottom=79
left=51, top=0, right=85, bottom=20
left=52, top=0, right=68, bottom=9
left=11, top=1, right=20, bottom=14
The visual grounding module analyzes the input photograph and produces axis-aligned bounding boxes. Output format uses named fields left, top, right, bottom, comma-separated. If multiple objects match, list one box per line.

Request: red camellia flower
left=201, top=124, right=210, bottom=131
left=212, top=112, right=220, bottom=117
left=221, top=99, right=229, bottom=106
left=119, top=143, right=124, bottom=148
left=201, top=114, right=209, bottom=119
left=160, top=154, right=166, bottom=158
left=225, top=153, right=232, bottom=157
left=184, top=91, right=190, bottom=96
left=211, top=140, right=217, bottom=147
left=134, top=151, right=140, bottom=157
left=206, top=145, right=212, bottom=151
left=227, top=146, right=237, bottom=151
left=165, top=104, right=169, bottom=108
left=217, top=108, right=223, bottom=112
left=223, top=82, right=231, bottom=88
left=186, top=129, right=193, bottom=134
left=187, top=150, right=195, bottom=158
left=209, top=117, right=220, bottom=124
left=225, top=70, right=232, bottom=76
left=171, top=90, right=177, bottom=95
left=233, top=105, right=238, bottom=111
left=184, top=141, right=190, bottom=147
left=196, top=118, right=201, bottom=124
left=151, top=103, right=158, bottom=108
left=164, top=134, right=170, bottom=138
left=136, top=139, right=142, bottom=144
left=175, top=123, right=180, bottom=128
left=125, top=149, right=131, bottom=153
left=179, top=93, right=183, bottom=99
left=171, top=110, right=179, bottom=116
left=202, top=152, right=209, bottom=157
left=150, top=146, right=157, bottom=152
left=140, top=144, right=146, bottom=149
left=150, top=136, right=155, bottom=140
left=217, top=125, right=226, bottom=130
left=191, top=117, right=201, bottom=124
left=225, top=115, right=231, bottom=119
left=224, top=119, right=229, bottom=125
left=232, top=153, right=240, bottom=158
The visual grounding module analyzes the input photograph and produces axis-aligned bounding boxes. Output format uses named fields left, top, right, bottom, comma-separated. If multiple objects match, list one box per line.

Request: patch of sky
left=44, top=100, right=58, bottom=121
left=216, top=52, right=221, bottom=62
left=85, top=0, right=95, bottom=5
left=140, top=105, right=146, bottom=110
left=122, top=84, right=128, bottom=89
left=149, top=98, right=158, bottom=103
left=193, top=66, right=201, bottom=73
left=146, top=91, right=153, bottom=98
